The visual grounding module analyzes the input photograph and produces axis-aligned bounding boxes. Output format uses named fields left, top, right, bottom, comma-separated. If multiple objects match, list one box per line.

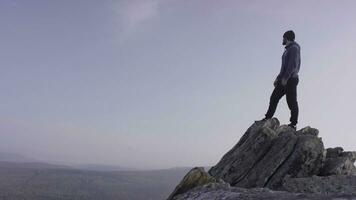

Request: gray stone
left=208, top=118, right=325, bottom=189
left=325, top=147, right=344, bottom=158
left=234, top=131, right=298, bottom=188
left=265, top=133, right=325, bottom=189
left=172, top=182, right=356, bottom=200
left=208, top=118, right=280, bottom=185
left=320, top=148, right=356, bottom=176
left=283, top=175, right=356, bottom=195
left=167, top=167, right=223, bottom=200
left=296, top=126, right=319, bottom=137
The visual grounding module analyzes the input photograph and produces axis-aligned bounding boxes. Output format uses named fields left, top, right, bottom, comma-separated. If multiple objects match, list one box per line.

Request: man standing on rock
left=263, top=30, right=301, bottom=130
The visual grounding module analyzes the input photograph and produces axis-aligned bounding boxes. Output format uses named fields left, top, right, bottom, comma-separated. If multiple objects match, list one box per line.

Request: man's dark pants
left=265, top=77, right=299, bottom=125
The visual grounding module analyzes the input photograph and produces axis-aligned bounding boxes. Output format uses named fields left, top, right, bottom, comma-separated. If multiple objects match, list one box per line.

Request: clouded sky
left=1, top=0, right=356, bottom=170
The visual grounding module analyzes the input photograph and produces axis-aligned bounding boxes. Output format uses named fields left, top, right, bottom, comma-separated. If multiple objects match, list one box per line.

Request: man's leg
left=265, top=84, right=286, bottom=119
left=286, top=77, right=299, bottom=125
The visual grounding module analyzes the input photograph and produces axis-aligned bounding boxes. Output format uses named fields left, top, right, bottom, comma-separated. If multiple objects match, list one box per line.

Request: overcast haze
left=1, top=0, right=356, bottom=170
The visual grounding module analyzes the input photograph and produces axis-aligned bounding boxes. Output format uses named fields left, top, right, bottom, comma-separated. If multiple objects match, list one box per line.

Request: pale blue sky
left=1, top=0, right=356, bottom=169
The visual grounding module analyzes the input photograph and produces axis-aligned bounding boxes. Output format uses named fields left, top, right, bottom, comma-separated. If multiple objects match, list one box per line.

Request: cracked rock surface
left=167, top=118, right=356, bottom=200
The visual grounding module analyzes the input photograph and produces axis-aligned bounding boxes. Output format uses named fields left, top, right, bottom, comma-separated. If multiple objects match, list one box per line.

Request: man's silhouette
left=263, top=30, right=301, bottom=130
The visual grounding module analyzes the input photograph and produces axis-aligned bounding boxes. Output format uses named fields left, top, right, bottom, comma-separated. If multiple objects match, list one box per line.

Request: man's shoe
left=288, top=123, right=297, bottom=130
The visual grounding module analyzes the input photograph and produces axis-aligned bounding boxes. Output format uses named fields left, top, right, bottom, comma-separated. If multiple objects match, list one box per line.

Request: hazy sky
left=1, top=0, right=356, bottom=170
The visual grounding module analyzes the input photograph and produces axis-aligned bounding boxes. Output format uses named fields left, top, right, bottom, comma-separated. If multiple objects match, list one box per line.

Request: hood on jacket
left=285, top=41, right=300, bottom=50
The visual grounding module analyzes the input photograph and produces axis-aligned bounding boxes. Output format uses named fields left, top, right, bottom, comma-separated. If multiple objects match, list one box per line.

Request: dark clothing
left=265, top=40, right=301, bottom=125
left=265, top=77, right=299, bottom=125
left=276, top=41, right=301, bottom=82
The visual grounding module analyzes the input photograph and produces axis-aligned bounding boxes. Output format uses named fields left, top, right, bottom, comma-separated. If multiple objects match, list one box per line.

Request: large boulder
left=264, top=126, right=325, bottom=189
left=208, top=118, right=325, bottom=189
left=167, top=167, right=224, bottom=200
left=207, top=118, right=280, bottom=186
left=320, top=147, right=356, bottom=176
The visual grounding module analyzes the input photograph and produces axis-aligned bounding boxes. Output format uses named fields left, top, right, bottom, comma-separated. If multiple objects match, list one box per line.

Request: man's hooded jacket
left=276, top=41, right=301, bottom=82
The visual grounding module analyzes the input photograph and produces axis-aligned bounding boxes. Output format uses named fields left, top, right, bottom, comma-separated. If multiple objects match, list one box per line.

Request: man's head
left=282, top=30, right=295, bottom=45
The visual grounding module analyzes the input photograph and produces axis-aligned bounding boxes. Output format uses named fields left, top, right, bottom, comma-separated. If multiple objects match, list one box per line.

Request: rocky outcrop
left=208, top=119, right=325, bottom=189
left=320, top=147, right=356, bottom=176
left=167, top=118, right=356, bottom=200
